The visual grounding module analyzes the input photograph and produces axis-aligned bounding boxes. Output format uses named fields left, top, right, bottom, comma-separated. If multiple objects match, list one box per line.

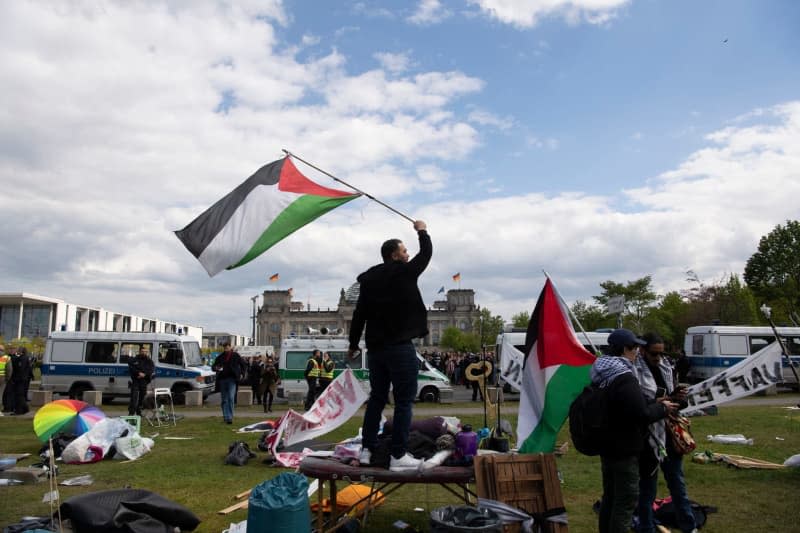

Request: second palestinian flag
left=175, top=157, right=360, bottom=276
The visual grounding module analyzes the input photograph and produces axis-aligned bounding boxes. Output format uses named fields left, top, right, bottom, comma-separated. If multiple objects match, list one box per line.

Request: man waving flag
left=517, top=277, right=597, bottom=453
left=175, top=156, right=360, bottom=276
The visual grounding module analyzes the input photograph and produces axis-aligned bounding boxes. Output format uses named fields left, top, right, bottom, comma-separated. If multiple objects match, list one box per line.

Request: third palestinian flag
left=175, top=156, right=360, bottom=276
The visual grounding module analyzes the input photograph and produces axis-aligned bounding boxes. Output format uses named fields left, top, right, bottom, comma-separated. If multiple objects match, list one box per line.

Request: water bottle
left=455, top=424, right=478, bottom=459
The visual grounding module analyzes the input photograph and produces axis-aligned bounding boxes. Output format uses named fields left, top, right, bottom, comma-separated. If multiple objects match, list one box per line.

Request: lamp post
left=250, top=295, right=259, bottom=346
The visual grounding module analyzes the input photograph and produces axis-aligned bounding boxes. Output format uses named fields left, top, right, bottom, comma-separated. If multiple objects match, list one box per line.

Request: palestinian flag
left=517, top=278, right=596, bottom=453
left=175, top=157, right=360, bottom=276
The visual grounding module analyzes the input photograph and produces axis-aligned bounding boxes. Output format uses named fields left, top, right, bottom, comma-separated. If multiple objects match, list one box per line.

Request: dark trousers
left=1, top=378, right=13, bottom=412
left=304, top=378, right=317, bottom=410
left=637, top=451, right=696, bottom=533
left=11, top=380, right=28, bottom=415
left=471, top=379, right=484, bottom=401
left=129, top=380, right=148, bottom=415
left=263, top=389, right=274, bottom=412
left=362, top=342, right=418, bottom=459
left=600, top=455, right=640, bottom=533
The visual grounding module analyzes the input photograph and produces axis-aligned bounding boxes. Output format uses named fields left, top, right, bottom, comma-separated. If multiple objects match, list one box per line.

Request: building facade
left=256, top=285, right=480, bottom=349
left=0, top=292, right=203, bottom=341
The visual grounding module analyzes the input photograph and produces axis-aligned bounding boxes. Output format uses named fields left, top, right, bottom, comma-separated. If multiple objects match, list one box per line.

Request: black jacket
left=128, top=355, right=155, bottom=383
left=349, top=230, right=432, bottom=351
left=605, top=372, right=667, bottom=458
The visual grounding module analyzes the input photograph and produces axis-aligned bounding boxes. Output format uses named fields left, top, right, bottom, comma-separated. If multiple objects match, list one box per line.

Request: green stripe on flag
left=231, top=193, right=358, bottom=269
left=518, top=363, right=591, bottom=453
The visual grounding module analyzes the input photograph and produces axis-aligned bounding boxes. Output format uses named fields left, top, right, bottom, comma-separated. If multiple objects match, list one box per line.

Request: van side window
left=51, top=341, right=83, bottom=363
left=86, top=342, right=118, bottom=363
left=719, top=335, right=748, bottom=356
left=749, top=335, right=774, bottom=354
left=158, top=342, right=184, bottom=366
left=120, top=343, right=153, bottom=364
left=786, top=336, right=800, bottom=356
left=691, top=335, right=703, bottom=355
left=286, top=351, right=311, bottom=369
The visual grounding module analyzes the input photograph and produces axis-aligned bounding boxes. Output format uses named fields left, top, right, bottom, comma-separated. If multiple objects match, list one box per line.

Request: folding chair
left=144, top=388, right=177, bottom=427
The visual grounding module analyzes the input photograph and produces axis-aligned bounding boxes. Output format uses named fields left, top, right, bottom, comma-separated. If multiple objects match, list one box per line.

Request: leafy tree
left=593, top=276, right=658, bottom=332
left=642, top=291, right=689, bottom=349
left=683, top=271, right=760, bottom=326
left=473, top=308, right=504, bottom=348
left=744, top=220, right=800, bottom=324
left=511, top=311, right=530, bottom=329
left=440, top=326, right=480, bottom=352
left=570, top=300, right=614, bottom=331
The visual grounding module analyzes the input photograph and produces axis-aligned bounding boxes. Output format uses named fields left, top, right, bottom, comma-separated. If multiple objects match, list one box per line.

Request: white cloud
left=373, top=51, right=412, bottom=73
left=408, top=0, right=452, bottom=25
left=468, top=0, right=631, bottom=28
left=468, top=109, right=515, bottom=130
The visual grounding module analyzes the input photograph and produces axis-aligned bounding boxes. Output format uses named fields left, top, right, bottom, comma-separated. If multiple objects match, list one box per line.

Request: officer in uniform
left=317, top=352, right=336, bottom=393
left=0, top=345, right=9, bottom=415
left=304, top=349, right=322, bottom=410
left=128, top=347, right=155, bottom=416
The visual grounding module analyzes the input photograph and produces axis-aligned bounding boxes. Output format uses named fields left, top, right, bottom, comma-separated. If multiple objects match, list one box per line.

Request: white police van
left=41, top=331, right=216, bottom=403
left=278, top=333, right=453, bottom=402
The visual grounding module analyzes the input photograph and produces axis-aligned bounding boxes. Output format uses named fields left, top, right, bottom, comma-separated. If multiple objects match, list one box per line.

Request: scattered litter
left=222, top=520, right=247, bottom=533
left=706, top=434, right=753, bottom=445
left=776, top=437, right=785, bottom=441
left=163, top=437, right=194, bottom=440
left=414, top=508, right=425, bottom=512
left=784, top=454, right=800, bottom=468
left=60, top=475, right=93, bottom=486
left=692, top=451, right=784, bottom=469
left=394, top=520, right=411, bottom=528
left=0, top=479, right=24, bottom=486
left=42, top=489, right=59, bottom=503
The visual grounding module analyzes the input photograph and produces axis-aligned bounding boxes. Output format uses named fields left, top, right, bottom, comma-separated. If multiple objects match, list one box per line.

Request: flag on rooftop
left=438, top=286, right=445, bottom=294
left=269, top=273, right=279, bottom=282
left=517, top=277, right=596, bottom=453
left=175, top=156, right=360, bottom=276
left=452, top=272, right=461, bottom=282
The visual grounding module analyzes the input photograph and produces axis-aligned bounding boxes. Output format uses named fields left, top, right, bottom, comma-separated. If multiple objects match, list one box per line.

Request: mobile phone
left=655, top=386, right=666, bottom=398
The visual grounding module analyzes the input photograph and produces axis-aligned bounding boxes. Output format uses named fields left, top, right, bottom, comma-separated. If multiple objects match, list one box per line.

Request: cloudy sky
left=2, top=0, right=799, bottom=336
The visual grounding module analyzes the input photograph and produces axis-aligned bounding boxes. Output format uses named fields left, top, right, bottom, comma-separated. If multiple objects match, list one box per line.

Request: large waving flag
left=517, top=277, right=597, bottom=453
left=175, top=156, right=360, bottom=276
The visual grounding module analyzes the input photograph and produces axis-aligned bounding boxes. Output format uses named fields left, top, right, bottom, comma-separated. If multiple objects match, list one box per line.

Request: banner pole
left=760, top=305, right=800, bottom=387
left=283, top=149, right=415, bottom=223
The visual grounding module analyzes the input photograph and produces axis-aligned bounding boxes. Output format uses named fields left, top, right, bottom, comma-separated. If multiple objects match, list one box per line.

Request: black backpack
left=569, top=383, right=610, bottom=456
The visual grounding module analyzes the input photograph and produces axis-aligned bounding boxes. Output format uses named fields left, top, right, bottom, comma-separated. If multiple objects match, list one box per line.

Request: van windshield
left=183, top=341, right=203, bottom=367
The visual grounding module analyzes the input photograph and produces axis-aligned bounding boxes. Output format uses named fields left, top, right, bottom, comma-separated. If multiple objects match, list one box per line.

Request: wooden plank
left=218, top=499, right=249, bottom=515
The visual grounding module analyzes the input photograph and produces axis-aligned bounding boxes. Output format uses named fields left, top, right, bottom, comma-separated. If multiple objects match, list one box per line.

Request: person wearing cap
left=590, top=328, right=676, bottom=533
left=634, top=333, right=696, bottom=533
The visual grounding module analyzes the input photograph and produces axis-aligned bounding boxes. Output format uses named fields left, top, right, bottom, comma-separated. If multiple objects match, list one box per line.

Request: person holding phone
left=634, top=333, right=697, bottom=533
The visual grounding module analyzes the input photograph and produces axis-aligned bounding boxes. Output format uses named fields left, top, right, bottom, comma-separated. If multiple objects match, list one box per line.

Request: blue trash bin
left=247, top=472, right=310, bottom=533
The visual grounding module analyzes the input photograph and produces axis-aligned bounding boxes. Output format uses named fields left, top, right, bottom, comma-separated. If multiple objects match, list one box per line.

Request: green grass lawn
left=1, top=401, right=799, bottom=532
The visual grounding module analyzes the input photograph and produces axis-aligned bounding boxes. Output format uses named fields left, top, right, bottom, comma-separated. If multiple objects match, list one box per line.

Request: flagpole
left=282, top=149, right=415, bottom=223
left=542, top=269, right=600, bottom=355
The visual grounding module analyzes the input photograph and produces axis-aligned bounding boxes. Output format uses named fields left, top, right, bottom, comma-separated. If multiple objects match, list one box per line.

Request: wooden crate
left=474, top=453, right=568, bottom=533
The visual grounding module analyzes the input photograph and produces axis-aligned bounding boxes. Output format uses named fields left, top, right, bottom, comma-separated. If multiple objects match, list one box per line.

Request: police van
left=41, top=331, right=216, bottom=403
left=684, top=325, right=800, bottom=385
left=495, top=328, right=610, bottom=392
left=278, top=333, right=453, bottom=402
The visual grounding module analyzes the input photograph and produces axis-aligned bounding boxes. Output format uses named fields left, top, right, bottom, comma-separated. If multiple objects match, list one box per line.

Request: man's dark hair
left=380, top=238, right=402, bottom=262
left=641, top=332, right=663, bottom=349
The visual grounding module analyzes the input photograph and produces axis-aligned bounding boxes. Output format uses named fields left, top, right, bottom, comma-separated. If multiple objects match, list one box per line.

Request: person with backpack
left=634, top=333, right=697, bottom=533
left=590, top=329, right=677, bottom=533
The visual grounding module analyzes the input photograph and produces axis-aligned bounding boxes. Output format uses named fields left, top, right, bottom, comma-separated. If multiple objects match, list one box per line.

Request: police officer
left=317, top=352, right=335, bottom=393
left=304, top=349, right=322, bottom=410
left=0, top=345, right=9, bottom=415
left=128, top=347, right=155, bottom=416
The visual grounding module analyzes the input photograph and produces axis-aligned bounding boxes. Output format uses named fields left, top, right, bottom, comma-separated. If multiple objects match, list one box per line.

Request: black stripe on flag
left=175, top=158, right=285, bottom=258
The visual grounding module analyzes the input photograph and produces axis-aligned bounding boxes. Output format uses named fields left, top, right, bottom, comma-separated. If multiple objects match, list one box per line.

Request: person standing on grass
left=128, top=347, right=155, bottom=416
left=348, top=219, right=432, bottom=472
left=213, top=343, right=243, bottom=424
left=634, top=333, right=697, bottom=533
left=592, top=329, right=676, bottom=533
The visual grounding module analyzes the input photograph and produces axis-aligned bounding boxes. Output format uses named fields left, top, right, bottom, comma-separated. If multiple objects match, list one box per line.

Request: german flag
left=269, top=273, right=279, bottom=282
left=452, top=272, right=461, bottom=282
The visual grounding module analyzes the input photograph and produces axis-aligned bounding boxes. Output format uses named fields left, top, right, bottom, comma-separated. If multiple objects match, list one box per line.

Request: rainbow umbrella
left=33, top=399, right=106, bottom=442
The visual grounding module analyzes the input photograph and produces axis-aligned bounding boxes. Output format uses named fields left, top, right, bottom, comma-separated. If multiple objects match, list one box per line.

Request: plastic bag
left=225, top=441, right=256, bottom=466
left=430, top=505, right=503, bottom=532
left=706, top=434, right=753, bottom=445
left=115, top=435, right=154, bottom=460
left=784, top=453, right=800, bottom=467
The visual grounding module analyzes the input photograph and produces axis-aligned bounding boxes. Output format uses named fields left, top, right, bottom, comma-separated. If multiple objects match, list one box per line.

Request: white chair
left=152, top=387, right=176, bottom=426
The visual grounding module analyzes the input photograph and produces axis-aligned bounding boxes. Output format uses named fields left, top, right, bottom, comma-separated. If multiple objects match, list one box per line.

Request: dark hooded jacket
left=590, top=355, right=668, bottom=458
left=349, top=230, right=432, bottom=351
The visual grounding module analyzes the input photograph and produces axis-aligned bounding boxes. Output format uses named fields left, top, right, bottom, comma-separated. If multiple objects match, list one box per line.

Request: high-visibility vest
left=307, top=358, right=320, bottom=378
left=0, top=354, right=8, bottom=377
left=320, top=359, right=335, bottom=380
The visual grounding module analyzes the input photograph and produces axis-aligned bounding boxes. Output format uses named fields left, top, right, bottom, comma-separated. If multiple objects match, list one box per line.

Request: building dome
left=344, top=282, right=360, bottom=304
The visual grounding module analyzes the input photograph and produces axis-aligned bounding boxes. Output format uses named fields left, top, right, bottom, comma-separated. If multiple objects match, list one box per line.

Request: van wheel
left=419, top=386, right=439, bottom=403
left=69, top=384, right=91, bottom=401
left=172, top=386, right=191, bottom=405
